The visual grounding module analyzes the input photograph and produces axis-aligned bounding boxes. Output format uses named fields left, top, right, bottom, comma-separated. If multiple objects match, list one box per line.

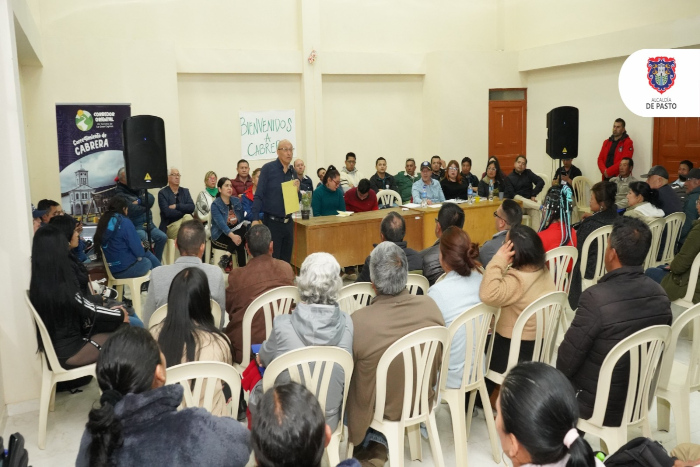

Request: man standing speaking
left=597, top=118, right=634, bottom=180
left=251, top=139, right=300, bottom=263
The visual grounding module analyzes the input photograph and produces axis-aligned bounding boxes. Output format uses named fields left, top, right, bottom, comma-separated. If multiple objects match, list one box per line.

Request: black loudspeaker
left=122, top=115, right=168, bottom=190
left=546, top=106, right=579, bottom=159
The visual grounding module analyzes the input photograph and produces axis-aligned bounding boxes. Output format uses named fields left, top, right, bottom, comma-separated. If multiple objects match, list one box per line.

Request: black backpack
left=604, top=437, right=675, bottom=467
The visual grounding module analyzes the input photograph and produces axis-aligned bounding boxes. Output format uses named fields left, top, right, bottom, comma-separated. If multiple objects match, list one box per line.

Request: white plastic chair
left=100, top=248, right=150, bottom=319
left=162, top=239, right=179, bottom=265
left=535, top=172, right=551, bottom=205
left=201, top=211, right=212, bottom=264
left=262, top=346, right=354, bottom=467
left=377, top=189, right=401, bottom=208
left=644, top=218, right=665, bottom=270
left=148, top=299, right=223, bottom=329
left=434, top=272, right=447, bottom=284
left=25, top=291, right=96, bottom=450
left=236, top=286, right=300, bottom=373
left=166, top=361, right=242, bottom=418
left=439, top=303, right=501, bottom=465
left=655, top=212, right=685, bottom=267
left=672, top=252, right=700, bottom=309
left=348, top=326, right=448, bottom=467
left=337, top=282, right=376, bottom=315
left=572, top=176, right=593, bottom=222
left=656, top=303, right=700, bottom=444
left=406, top=274, right=429, bottom=295
left=578, top=325, right=670, bottom=455
left=486, top=292, right=567, bottom=386
left=579, top=225, right=613, bottom=292
left=545, top=246, right=579, bottom=294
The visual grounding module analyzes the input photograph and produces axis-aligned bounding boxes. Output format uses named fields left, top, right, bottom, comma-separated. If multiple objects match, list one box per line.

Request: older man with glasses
left=478, top=199, right=523, bottom=267
left=157, top=167, right=195, bottom=239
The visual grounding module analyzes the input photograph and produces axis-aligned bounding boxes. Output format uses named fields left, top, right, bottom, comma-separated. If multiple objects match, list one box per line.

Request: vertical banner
left=239, top=109, right=296, bottom=161
left=56, top=103, right=131, bottom=224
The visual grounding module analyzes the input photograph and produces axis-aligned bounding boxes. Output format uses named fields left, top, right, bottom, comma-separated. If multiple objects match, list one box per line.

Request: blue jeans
left=645, top=266, right=670, bottom=284
left=128, top=310, right=145, bottom=328
left=112, top=251, right=161, bottom=279
left=136, top=224, right=167, bottom=262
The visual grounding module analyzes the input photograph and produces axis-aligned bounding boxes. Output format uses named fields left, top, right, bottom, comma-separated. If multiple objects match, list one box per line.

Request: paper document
left=402, top=203, right=421, bottom=208
left=282, top=180, right=300, bottom=215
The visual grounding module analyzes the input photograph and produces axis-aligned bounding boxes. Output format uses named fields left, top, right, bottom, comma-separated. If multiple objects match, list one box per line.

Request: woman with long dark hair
left=94, top=196, right=161, bottom=279
left=76, top=326, right=250, bottom=467
left=150, top=267, right=233, bottom=416
left=497, top=361, right=602, bottom=467
left=312, top=165, right=346, bottom=216
left=478, top=159, right=513, bottom=198
left=30, top=226, right=127, bottom=369
left=440, top=159, right=469, bottom=200
left=210, top=177, right=247, bottom=269
left=623, top=181, right=664, bottom=221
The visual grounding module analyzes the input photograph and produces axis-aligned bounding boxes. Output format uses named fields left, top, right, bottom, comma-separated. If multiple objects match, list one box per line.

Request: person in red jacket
left=343, top=179, right=378, bottom=212
left=598, top=118, right=634, bottom=180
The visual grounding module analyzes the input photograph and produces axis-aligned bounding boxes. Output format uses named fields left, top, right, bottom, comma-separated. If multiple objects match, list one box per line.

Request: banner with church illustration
left=55, top=103, right=131, bottom=224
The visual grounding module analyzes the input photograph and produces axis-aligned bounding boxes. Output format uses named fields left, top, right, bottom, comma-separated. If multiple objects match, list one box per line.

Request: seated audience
left=557, top=217, right=672, bottom=426
left=421, top=203, right=465, bottom=284
left=158, top=167, right=195, bottom=239
left=623, top=181, right=664, bottom=222
left=195, top=170, right=218, bottom=220
left=441, top=159, right=469, bottom=200
left=346, top=242, right=444, bottom=466
left=671, top=159, right=693, bottom=203
left=312, top=165, right=346, bottom=216
left=242, top=168, right=264, bottom=222
left=479, top=224, right=556, bottom=398
left=225, top=224, right=295, bottom=363
left=142, top=220, right=226, bottom=326
left=95, top=196, right=161, bottom=279
left=343, top=178, right=379, bottom=213
left=231, top=159, right=253, bottom=197
left=339, top=152, right=364, bottom=193
left=316, top=167, right=326, bottom=189
left=211, top=177, right=248, bottom=269
left=369, top=157, right=398, bottom=198
left=568, top=181, right=618, bottom=309
left=537, top=184, right=577, bottom=254
left=252, top=253, right=352, bottom=430
left=680, top=168, right=700, bottom=244
left=395, top=158, right=421, bottom=204
left=431, top=154, right=445, bottom=180
left=552, top=158, right=582, bottom=186
left=646, top=194, right=700, bottom=303
left=36, top=198, right=63, bottom=225
left=251, top=382, right=361, bottom=467
left=481, top=155, right=498, bottom=178
left=76, top=327, right=250, bottom=467
left=642, top=165, right=683, bottom=215
left=508, top=155, right=545, bottom=201
left=480, top=199, right=522, bottom=267
left=609, top=157, right=636, bottom=209
left=356, top=211, right=422, bottom=282
left=459, top=156, right=479, bottom=188
left=478, top=159, right=513, bottom=198
left=150, top=268, right=233, bottom=417
left=427, top=227, right=483, bottom=388
left=497, top=362, right=604, bottom=467
left=412, top=161, right=446, bottom=205
left=31, top=226, right=127, bottom=369
left=294, top=158, right=315, bottom=193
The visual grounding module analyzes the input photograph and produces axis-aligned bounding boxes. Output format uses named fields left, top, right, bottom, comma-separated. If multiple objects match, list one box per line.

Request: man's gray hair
left=370, top=242, right=408, bottom=296
left=117, top=167, right=126, bottom=181
left=296, top=253, right=343, bottom=305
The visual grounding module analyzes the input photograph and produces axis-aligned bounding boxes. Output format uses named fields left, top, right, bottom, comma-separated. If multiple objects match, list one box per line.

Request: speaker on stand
left=546, top=106, right=579, bottom=181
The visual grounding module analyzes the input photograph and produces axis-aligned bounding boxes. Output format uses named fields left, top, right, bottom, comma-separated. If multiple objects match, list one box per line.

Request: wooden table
left=292, top=208, right=424, bottom=268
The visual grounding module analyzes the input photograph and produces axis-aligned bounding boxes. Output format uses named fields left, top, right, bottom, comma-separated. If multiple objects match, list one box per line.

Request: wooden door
left=489, top=99, right=526, bottom=175
left=653, top=117, right=700, bottom=179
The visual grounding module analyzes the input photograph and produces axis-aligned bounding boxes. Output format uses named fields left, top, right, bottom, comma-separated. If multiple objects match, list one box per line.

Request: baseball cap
left=31, top=204, right=46, bottom=219
left=641, top=165, right=669, bottom=179
left=420, top=161, right=431, bottom=170
left=686, top=168, right=700, bottom=180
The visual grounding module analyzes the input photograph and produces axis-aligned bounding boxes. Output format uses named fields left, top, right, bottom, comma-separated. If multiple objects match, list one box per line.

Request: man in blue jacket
left=158, top=167, right=195, bottom=239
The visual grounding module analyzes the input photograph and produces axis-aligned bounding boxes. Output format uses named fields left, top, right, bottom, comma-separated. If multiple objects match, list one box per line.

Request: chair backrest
left=535, top=172, right=551, bottom=205
left=676, top=252, right=700, bottom=307
left=373, top=326, right=449, bottom=424
left=507, top=292, right=567, bottom=369
left=262, top=346, right=354, bottom=436
left=572, top=176, right=593, bottom=209
left=241, top=286, right=300, bottom=365
left=25, top=291, right=66, bottom=374
left=337, top=282, right=376, bottom=315
left=658, top=303, right=700, bottom=393
left=579, top=225, right=613, bottom=288
left=148, top=299, right=223, bottom=329
left=100, top=248, right=117, bottom=281
left=587, top=325, right=670, bottom=427
left=658, top=212, right=686, bottom=265
left=376, top=189, right=401, bottom=207
left=439, top=303, right=500, bottom=392
left=545, top=246, right=579, bottom=293
left=406, top=274, right=429, bottom=295
left=166, top=361, right=242, bottom=417
left=644, top=218, right=665, bottom=270
left=434, top=272, right=447, bottom=284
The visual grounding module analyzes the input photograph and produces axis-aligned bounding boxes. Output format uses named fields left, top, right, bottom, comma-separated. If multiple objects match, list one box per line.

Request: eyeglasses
left=493, top=211, right=507, bottom=222
left=278, top=147, right=295, bottom=152
left=330, top=178, right=340, bottom=186
left=448, top=167, right=458, bottom=172
left=169, top=173, right=181, bottom=177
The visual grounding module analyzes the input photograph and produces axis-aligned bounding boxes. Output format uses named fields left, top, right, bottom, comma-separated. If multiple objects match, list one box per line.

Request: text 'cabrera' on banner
left=239, top=109, right=297, bottom=161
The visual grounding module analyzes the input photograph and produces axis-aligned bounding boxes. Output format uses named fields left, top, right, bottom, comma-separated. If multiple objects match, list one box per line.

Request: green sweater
left=312, top=184, right=346, bottom=217
left=662, top=218, right=700, bottom=303
left=395, top=171, right=421, bottom=203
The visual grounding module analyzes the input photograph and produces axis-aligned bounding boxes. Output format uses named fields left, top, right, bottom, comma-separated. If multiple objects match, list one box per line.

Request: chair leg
left=480, top=381, right=501, bottom=463
left=406, top=423, right=422, bottom=461
left=130, top=283, right=143, bottom=319
left=346, top=441, right=354, bottom=462
left=465, top=390, right=476, bottom=438
left=672, top=392, right=690, bottom=444
left=49, top=384, right=57, bottom=412
left=384, top=424, right=404, bottom=467
left=325, top=433, right=341, bottom=467
left=426, top=411, right=445, bottom=467
left=444, top=390, right=468, bottom=467
left=38, top=374, right=54, bottom=450
left=115, top=284, right=123, bottom=301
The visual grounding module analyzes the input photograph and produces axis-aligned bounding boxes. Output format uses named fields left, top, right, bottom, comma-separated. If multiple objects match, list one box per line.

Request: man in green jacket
left=395, top=158, right=420, bottom=203
left=679, top=169, right=700, bottom=245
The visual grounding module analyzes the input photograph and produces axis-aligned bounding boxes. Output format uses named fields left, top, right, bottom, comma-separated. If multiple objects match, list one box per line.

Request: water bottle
left=467, top=183, right=473, bottom=204
left=488, top=180, right=494, bottom=201
left=421, top=186, right=428, bottom=207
